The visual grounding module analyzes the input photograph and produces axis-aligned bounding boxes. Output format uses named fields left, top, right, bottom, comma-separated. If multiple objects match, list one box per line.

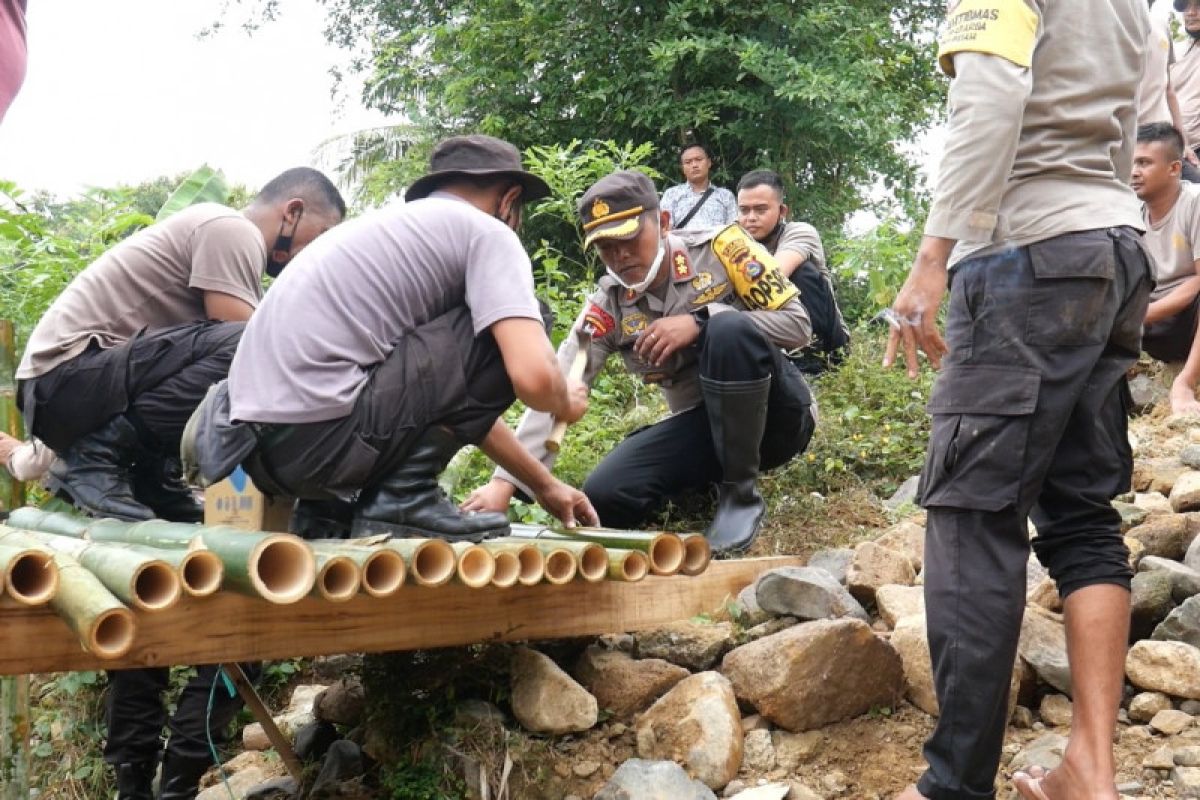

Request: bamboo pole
left=607, top=548, right=649, bottom=582
left=1, top=529, right=180, bottom=612
left=508, top=523, right=686, bottom=576
left=308, top=541, right=405, bottom=598
left=449, top=542, right=496, bottom=588
left=147, top=547, right=223, bottom=597
left=383, top=538, right=455, bottom=588
left=0, top=543, right=57, bottom=606
left=480, top=540, right=545, bottom=586
left=312, top=553, right=360, bottom=603
left=679, top=534, right=712, bottom=577
left=489, top=549, right=521, bottom=588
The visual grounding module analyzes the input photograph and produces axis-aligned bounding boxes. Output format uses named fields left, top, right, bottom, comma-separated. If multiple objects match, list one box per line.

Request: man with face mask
left=17, top=167, right=345, bottom=524
left=185, top=135, right=595, bottom=542
left=464, top=170, right=817, bottom=554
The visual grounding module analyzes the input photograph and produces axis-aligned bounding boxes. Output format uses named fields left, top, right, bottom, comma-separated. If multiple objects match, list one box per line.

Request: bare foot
left=1012, top=766, right=1051, bottom=800
left=1012, top=763, right=1118, bottom=800
left=1170, top=379, right=1200, bottom=416
left=893, top=787, right=927, bottom=800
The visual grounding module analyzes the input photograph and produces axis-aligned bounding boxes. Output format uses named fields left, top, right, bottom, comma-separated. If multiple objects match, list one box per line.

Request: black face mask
left=1190, top=26, right=1200, bottom=40
left=266, top=207, right=304, bottom=278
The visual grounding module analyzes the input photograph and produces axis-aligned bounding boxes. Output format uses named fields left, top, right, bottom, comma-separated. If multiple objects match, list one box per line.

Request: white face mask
left=607, top=241, right=666, bottom=295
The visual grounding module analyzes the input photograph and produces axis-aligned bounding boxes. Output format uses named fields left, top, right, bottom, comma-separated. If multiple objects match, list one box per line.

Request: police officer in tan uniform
left=465, top=170, right=815, bottom=553
left=886, top=0, right=1151, bottom=798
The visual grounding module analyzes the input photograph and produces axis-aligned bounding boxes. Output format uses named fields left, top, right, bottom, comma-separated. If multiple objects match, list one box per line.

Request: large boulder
left=721, top=619, right=903, bottom=732
left=1134, top=458, right=1187, bottom=496
left=635, top=621, right=735, bottom=671
left=1173, top=471, right=1200, bottom=513
left=1129, top=691, right=1173, bottom=723
left=806, top=548, right=855, bottom=585
left=875, top=584, right=925, bottom=628
left=1018, top=607, right=1072, bottom=695
left=754, top=566, right=868, bottom=622
left=1139, top=556, right=1200, bottom=603
left=635, top=672, right=743, bottom=790
left=1126, top=640, right=1200, bottom=699
left=846, top=541, right=916, bottom=605
left=1133, top=491, right=1174, bottom=514
left=510, top=647, right=598, bottom=734
left=574, top=645, right=690, bottom=719
left=1131, top=570, right=1178, bottom=642
left=314, top=676, right=365, bottom=727
left=1126, top=514, right=1194, bottom=560
left=874, top=520, right=925, bottom=572
left=594, top=759, right=718, bottom=800
left=1153, top=596, right=1200, bottom=650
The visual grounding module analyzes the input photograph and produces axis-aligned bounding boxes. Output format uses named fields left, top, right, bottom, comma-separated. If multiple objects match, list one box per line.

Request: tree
left=309, top=0, right=945, bottom=231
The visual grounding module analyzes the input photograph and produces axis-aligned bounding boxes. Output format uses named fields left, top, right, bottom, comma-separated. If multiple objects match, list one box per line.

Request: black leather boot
left=290, top=498, right=354, bottom=539
left=114, top=760, right=156, bottom=800
left=351, top=426, right=510, bottom=542
left=157, top=750, right=210, bottom=800
left=133, top=454, right=203, bottom=523
left=47, top=416, right=154, bottom=521
left=702, top=376, right=771, bottom=555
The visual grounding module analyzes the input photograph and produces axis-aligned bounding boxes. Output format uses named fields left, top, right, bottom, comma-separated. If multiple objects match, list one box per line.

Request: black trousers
left=19, top=320, right=245, bottom=454
left=103, top=663, right=261, bottom=768
left=583, top=312, right=814, bottom=528
left=1142, top=292, right=1200, bottom=363
left=915, top=229, right=1151, bottom=800
left=244, top=306, right=516, bottom=501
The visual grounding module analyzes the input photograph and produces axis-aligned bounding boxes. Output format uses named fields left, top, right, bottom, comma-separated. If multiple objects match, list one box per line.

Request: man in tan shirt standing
left=886, top=0, right=1151, bottom=798
left=1173, top=0, right=1200, bottom=163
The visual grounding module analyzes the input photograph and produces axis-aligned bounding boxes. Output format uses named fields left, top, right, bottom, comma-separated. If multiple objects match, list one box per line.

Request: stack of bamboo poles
left=0, top=508, right=712, bottom=661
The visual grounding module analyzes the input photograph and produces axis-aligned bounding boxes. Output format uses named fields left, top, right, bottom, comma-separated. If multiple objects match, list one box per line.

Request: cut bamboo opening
left=450, top=542, right=495, bottom=588
left=540, top=548, right=576, bottom=585
left=130, top=560, right=182, bottom=611
left=679, top=534, right=712, bottom=576
left=490, top=550, right=520, bottom=588
left=608, top=548, right=649, bottom=582
left=249, top=536, right=317, bottom=604
left=174, top=550, right=223, bottom=597
left=313, top=554, right=360, bottom=603
left=508, top=524, right=686, bottom=576
left=0, top=545, right=57, bottom=606
left=385, top=538, right=456, bottom=588
left=90, top=607, right=136, bottom=660
left=358, top=549, right=405, bottom=598
left=574, top=542, right=607, bottom=583
left=482, top=541, right=546, bottom=586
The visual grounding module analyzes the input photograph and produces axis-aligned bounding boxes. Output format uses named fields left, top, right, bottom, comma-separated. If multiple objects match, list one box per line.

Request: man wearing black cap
left=464, top=170, right=816, bottom=554
left=185, top=134, right=596, bottom=542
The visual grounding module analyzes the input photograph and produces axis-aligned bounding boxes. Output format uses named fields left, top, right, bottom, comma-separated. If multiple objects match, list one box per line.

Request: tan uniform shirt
left=17, top=203, right=266, bottom=379
left=1142, top=182, right=1200, bottom=299
left=1173, top=41, right=1200, bottom=149
left=1138, top=11, right=1174, bottom=125
left=495, top=224, right=812, bottom=495
left=926, top=0, right=1148, bottom=265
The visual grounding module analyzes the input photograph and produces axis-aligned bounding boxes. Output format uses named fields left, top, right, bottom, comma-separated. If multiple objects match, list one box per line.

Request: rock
left=820, top=771, right=848, bottom=795
left=845, top=541, right=916, bottom=604
left=314, top=676, right=364, bottom=727
left=574, top=645, right=690, bottom=719
left=724, top=780, right=748, bottom=798
left=875, top=585, right=924, bottom=628
left=784, top=783, right=823, bottom=800
left=874, top=519, right=925, bottom=571
left=309, top=740, right=363, bottom=797
left=594, top=759, right=717, bottom=800
left=1114, top=501, right=1150, bottom=533
left=806, top=548, right=855, bottom=585
left=884, top=477, right=921, bottom=511
left=1170, top=766, right=1200, bottom=798
left=1127, top=515, right=1194, bottom=560
left=1150, top=709, right=1194, bottom=735
left=741, top=729, right=776, bottom=772
left=574, top=761, right=601, bottom=778
left=1139, top=556, right=1200, bottom=602
left=1126, top=640, right=1200, bottom=699
left=740, top=617, right=800, bottom=644
left=890, top=614, right=938, bottom=716
left=1144, top=744, right=1178, bottom=770
left=293, top=720, right=338, bottom=763
left=1153, top=596, right=1200, bottom=649
left=1011, top=706, right=1035, bottom=729
left=721, top=618, right=903, bottom=732
left=242, top=776, right=297, bottom=800
left=1183, top=445, right=1200, bottom=471
left=1129, top=692, right=1173, bottom=723
left=1040, top=694, right=1073, bottom=727
left=726, top=785, right=790, bottom=800
left=771, top=731, right=823, bottom=771
left=1019, top=607, right=1072, bottom=695
left=599, top=633, right=636, bottom=652
left=453, top=698, right=506, bottom=729
left=1176, top=746, right=1200, bottom=767
left=1027, top=577, right=1062, bottom=613
left=1134, top=458, right=1187, bottom=496
left=1135, top=492, right=1175, bottom=514
left=635, top=672, right=743, bottom=790
left=310, top=653, right=361, bottom=682
left=1129, top=374, right=1167, bottom=414
left=1189, top=532, right=1200, bottom=573
left=242, top=722, right=271, bottom=751
left=741, top=714, right=770, bottom=733
left=1125, top=536, right=1145, bottom=568
left=734, top=582, right=772, bottom=627
left=1184, top=699, right=1200, bottom=716
left=1177, top=472, right=1200, bottom=513
left=1131, top=570, right=1178, bottom=642
left=510, top=647, right=598, bottom=734
left=196, top=767, right=269, bottom=800
left=635, top=621, right=736, bottom=671
left=754, top=567, right=868, bottom=622
left=1008, top=733, right=1068, bottom=775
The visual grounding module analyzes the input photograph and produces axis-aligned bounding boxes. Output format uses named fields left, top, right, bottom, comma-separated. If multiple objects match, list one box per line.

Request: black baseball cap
left=578, top=170, right=659, bottom=248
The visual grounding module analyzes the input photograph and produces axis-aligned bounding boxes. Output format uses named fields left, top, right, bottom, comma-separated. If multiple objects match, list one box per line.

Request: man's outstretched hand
left=883, top=236, right=954, bottom=378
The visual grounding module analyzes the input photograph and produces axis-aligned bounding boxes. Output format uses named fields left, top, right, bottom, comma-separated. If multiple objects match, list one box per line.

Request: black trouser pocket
left=1025, top=232, right=1116, bottom=346
left=919, top=364, right=1040, bottom=512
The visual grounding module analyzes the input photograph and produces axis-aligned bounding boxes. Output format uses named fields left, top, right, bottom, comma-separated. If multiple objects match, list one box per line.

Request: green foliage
left=156, top=165, right=231, bottom=221
left=379, top=759, right=465, bottom=800
left=306, top=0, right=945, bottom=233
left=829, top=217, right=925, bottom=328
left=29, top=671, right=112, bottom=799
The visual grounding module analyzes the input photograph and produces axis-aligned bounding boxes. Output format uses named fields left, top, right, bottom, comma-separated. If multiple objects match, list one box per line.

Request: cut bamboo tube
left=607, top=548, right=649, bottom=582
left=480, top=541, right=544, bottom=586
left=541, top=547, right=577, bottom=585
left=0, top=543, right=57, bottom=606
left=383, top=538, right=456, bottom=588
left=449, top=542, right=496, bottom=588
left=312, top=553, right=360, bottom=603
left=679, top=534, right=712, bottom=577
left=154, top=548, right=224, bottom=597
left=490, top=550, right=520, bottom=588
left=1, top=529, right=180, bottom=612
left=309, top=542, right=405, bottom=598
left=508, top=524, right=685, bottom=576
left=7, top=512, right=315, bottom=604
left=514, top=539, right=601, bottom=583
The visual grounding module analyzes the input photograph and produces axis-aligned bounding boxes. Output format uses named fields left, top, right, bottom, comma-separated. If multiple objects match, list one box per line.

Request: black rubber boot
left=157, top=750, right=210, bottom=800
left=133, top=454, right=203, bottom=523
left=702, top=376, right=771, bottom=555
left=290, top=498, right=355, bottom=539
left=350, top=426, right=510, bottom=542
left=114, top=761, right=156, bottom=800
left=47, top=416, right=154, bottom=521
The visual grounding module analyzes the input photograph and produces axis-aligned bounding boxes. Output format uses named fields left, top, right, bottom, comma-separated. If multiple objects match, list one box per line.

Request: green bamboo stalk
left=479, top=540, right=545, bottom=586
left=311, top=553, right=361, bottom=602
left=0, top=542, right=57, bottom=606
left=0, top=320, right=24, bottom=515
left=383, top=538, right=455, bottom=587
left=508, top=523, right=685, bottom=576
left=307, top=541, right=405, bottom=597
left=605, top=548, right=649, bottom=582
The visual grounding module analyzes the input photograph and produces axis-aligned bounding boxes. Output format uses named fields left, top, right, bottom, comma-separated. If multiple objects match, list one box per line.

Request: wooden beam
left=226, top=664, right=303, bottom=780
left=0, top=556, right=798, bottom=675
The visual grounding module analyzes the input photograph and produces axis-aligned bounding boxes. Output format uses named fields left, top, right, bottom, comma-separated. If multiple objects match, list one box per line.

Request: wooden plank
left=0, top=556, right=799, bottom=675
left=227, top=664, right=303, bottom=780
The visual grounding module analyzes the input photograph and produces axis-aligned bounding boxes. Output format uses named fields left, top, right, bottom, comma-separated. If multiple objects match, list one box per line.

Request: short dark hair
left=255, top=167, right=347, bottom=219
left=679, top=142, right=712, bottom=161
left=737, top=169, right=785, bottom=198
left=1137, top=122, right=1185, bottom=161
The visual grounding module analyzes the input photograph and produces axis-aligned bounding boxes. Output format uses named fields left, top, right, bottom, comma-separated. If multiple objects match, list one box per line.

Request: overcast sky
left=0, top=0, right=390, bottom=197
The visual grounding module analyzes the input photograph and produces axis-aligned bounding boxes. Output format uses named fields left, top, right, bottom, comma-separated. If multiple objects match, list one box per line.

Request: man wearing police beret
left=464, top=169, right=816, bottom=553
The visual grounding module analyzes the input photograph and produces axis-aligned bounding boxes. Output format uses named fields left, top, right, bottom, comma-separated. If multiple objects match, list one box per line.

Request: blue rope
left=205, top=664, right=236, bottom=800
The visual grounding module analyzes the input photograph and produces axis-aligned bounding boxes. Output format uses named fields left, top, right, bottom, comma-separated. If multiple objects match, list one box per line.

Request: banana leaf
left=155, top=165, right=230, bottom=221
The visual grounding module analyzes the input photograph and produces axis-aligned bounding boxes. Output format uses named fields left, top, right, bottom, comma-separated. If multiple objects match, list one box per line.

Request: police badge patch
left=691, top=271, right=714, bottom=291
left=621, top=312, right=648, bottom=336
left=583, top=303, right=616, bottom=336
